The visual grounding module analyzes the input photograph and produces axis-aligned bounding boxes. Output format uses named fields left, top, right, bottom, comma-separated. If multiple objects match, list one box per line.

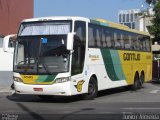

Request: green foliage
left=146, top=0, right=157, bottom=5
left=146, top=0, right=160, bottom=42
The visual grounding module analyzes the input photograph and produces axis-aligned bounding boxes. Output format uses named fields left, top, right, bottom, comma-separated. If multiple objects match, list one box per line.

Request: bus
left=0, top=34, right=16, bottom=88
left=13, top=16, right=152, bottom=99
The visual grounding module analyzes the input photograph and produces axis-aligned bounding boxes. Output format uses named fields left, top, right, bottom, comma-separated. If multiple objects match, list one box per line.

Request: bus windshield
left=14, top=21, right=72, bottom=74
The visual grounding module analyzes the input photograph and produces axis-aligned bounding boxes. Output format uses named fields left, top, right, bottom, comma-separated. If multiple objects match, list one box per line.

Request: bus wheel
left=38, top=95, right=53, bottom=100
left=140, top=73, right=145, bottom=87
left=84, top=77, right=98, bottom=100
left=132, top=74, right=141, bottom=90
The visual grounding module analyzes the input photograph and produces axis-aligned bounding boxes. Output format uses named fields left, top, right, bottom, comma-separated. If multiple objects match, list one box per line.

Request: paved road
left=0, top=83, right=160, bottom=120
left=0, top=71, right=13, bottom=87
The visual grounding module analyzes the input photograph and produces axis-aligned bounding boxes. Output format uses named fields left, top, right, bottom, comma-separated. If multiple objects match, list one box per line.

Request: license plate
left=33, top=88, right=43, bottom=92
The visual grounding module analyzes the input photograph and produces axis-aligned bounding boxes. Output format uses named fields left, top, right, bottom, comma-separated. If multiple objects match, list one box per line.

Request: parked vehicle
left=12, top=16, right=152, bottom=100
left=0, top=34, right=16, bottom=88
left=152, top=44, right=160, bottom=82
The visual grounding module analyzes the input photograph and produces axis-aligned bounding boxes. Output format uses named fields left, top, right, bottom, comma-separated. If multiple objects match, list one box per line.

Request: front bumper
left=14, top=81, right=72, bottom=96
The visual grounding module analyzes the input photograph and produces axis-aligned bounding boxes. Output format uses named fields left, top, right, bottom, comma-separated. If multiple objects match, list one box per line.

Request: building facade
left=118, top=8, right=154, bottom=32
left=118, top=9, right=140, bottom=29
left=0, top=0, right=33, bottom=36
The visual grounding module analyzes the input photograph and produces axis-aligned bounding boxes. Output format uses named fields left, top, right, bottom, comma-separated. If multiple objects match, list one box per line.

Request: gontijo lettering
left=123, top=53, right=140, bottom=61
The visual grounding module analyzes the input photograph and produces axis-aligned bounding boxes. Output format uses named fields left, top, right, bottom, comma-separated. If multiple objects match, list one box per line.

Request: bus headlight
left=13, top=77, right=23, bottom=83
left=55, top=77, right=70, bottom=83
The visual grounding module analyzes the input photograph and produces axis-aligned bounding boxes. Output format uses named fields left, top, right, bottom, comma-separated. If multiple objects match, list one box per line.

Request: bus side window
left=120, top=33, right=124, bottom=49
left=114, top=32, right=120, bottom=48
left=146, top=38, right=151, bottom=52
left=95, top=27, right=102, bottom=47
left=138, top=36, right=144, bottom=51
left=102, top=28, right=107, bottom=48
left=124, top=34, right=131, bottom=50
left=102, top=28, right=112, bottom=48
left=88, top=25, right=95, bottom=47
left=142, top=39, right=146, bottom=51
left=136, top=37, right=140, bottom=50
left=132, top=35, right=138, bottom=50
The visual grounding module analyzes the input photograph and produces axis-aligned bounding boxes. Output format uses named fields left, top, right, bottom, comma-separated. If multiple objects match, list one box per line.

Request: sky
left=34, top=0, right=147, bottom=23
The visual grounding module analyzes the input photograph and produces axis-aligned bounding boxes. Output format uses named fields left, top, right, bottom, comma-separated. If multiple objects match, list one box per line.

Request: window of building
left=132, top=22, right=135, bottom=29
left=131, top=13, right=134, bottom=22
left=119, top=14, right=122, bottom=23
left=123, top=14, right=125, bottom=22
left=127, top=14, right=129, bottom=22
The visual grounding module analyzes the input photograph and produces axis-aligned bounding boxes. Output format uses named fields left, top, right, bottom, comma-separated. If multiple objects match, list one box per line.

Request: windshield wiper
left=18, top=58, right=35, bottom=64
left=39, top=62, right=54, bottom=75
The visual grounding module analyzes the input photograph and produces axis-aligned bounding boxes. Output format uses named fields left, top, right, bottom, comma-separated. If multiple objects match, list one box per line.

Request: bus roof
left=21, top=16, right=90, bottom=23
left=21, top=16, right=150, bottom=36
left=91, top=18, right=150, bottom=36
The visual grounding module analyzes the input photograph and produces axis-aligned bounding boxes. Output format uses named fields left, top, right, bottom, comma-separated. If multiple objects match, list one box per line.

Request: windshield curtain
left=18, top=21, right=71, bottom=36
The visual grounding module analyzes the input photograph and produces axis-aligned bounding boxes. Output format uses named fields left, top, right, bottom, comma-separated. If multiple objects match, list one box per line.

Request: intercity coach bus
left=13, top=16, right=152, bottom=99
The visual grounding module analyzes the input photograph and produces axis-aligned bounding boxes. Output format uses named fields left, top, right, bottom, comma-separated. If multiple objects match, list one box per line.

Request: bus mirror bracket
left=67, top=32, right=75, bottom=51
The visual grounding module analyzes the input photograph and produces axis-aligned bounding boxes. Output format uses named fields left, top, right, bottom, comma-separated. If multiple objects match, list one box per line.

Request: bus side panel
left=118, top=51, right=152, bottom=85
left=88, top=48, right=128, bottom=91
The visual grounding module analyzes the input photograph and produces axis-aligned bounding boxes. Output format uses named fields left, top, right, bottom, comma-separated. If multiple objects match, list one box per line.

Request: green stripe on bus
left=100, top=49, right=125, bottom=81
left=36, top=75, right=57, bottom=83
left=110, top=50, right=126, bottom=80
left=100, top=49, right=119, bottom=81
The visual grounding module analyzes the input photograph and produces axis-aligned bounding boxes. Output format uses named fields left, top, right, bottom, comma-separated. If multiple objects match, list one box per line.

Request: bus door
left=71, top=21, right=86, bottom=93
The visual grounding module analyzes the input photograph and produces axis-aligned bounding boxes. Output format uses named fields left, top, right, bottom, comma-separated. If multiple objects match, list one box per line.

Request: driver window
left=71, top=21, right=86, bottom=75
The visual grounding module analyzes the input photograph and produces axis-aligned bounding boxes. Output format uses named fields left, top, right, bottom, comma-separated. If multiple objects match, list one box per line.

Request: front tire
left=83, top=77, right=98, bottom=100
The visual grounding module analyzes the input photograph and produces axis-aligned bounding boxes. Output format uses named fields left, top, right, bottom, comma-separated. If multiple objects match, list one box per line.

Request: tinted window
left=114, top=30, right=121, bottom=48
left=88, top=24, right=102, bottom=48
left=88, top=23, right=151, bottom=52
left=8, top=38, right=16, bottom=48
left=146, top=37, right=151, bottom=52
left=102, top=28, right=112, bottom=48
left=0, top=37, right=3, bottom=48
left=72, top=21, right=86, bottom=75
left=124, top=32, right=132, bottom=49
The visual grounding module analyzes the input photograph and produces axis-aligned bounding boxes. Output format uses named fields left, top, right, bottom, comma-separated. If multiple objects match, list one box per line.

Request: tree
left=146, top=0, right=160, bottom=43
left=146, top=0, right=157, bottom=5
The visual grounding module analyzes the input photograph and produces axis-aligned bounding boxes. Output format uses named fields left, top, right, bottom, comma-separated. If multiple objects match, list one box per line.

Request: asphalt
left=0, top=71, right=160, bottom=120
left=0, top=83, right=160, bottom=120
left=0, top=71, right=13, bottom=92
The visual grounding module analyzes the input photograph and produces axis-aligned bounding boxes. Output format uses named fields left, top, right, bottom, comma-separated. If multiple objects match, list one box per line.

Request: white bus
left=0, top=34, right=16, bottom=88
left=13, top=17, right=152, bottom=99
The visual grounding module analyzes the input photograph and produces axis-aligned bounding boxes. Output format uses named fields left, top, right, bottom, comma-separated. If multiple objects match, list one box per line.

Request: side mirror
left=3, top=34, right=16, bottom=53
left=67, top=33, right=75, bottom=51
